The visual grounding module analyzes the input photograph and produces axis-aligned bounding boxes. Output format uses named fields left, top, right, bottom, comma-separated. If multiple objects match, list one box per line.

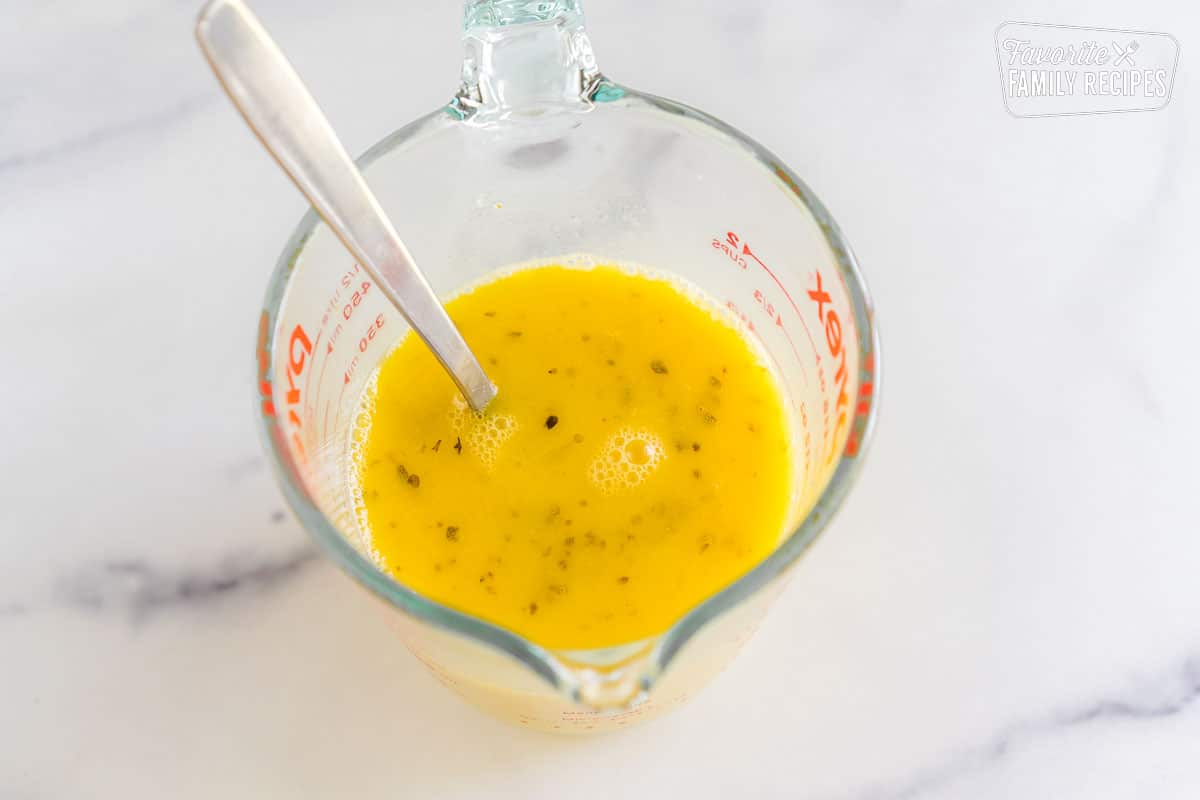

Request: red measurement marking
left=357, top=313, right=385, bottom=353
left=302, top=330, right=323, bottom=407
left=255, top=311, right=275, bottom=418
left=710, top=236, right=748, bottom=270
left=341, top=279, right=373, bottom=323
left=724, top=299, right=757, bottom=334
left=332, top=379, right=348, bottom=441
left=726, top=298, right=796, bottom=394
left=729, top=233, right=818, bottom=354
left=316, top=266, right=351, bottom=354
left=341, top=313, right=386, bottom=386
left=315, top=343, right=331, bottom=404
left=769, top=162, right=854, bottom=304
left=798, top=401, right=812, bottom=490
left=331, top=311, right=387, bottom=435
left=844, top=351, right=876, bottom=458
left=752, top=289, right=808, bottom=384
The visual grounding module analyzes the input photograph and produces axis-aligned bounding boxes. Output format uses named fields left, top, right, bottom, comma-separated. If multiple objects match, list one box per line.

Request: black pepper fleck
left=446, top=526, right=459, bottom=542
left=407, top=473, right=421, bottom=488
left=545, top=415, right=559, bottom=429
left=650, top=359, right=669, bottom=374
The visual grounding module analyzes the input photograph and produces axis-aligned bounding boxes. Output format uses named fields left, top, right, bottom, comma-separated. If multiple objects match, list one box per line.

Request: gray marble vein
left=224, top=454, right=266, bottom=484
left=837, top=655, right=1200, bottom=800
left=0, top=602, right=29, bottom=617
left=52, top=543, right=319, bottom=623
left=0, top=94, right=210, bottom=174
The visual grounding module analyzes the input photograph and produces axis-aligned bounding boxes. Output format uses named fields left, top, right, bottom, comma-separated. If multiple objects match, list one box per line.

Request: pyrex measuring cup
left=255, top=0, right=879, bottom=733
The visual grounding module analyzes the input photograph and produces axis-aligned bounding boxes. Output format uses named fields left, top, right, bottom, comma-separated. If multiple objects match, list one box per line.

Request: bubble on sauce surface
left=449, top=395, right=519, bottom=470
left=588, top=428, right=666, bottom=493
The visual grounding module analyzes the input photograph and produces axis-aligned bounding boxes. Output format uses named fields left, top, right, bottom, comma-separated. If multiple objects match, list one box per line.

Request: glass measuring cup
left=255, top=0, right=879, bottom=733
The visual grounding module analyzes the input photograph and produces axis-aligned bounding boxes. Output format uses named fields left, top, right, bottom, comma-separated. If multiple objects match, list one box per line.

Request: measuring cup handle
left=455, top=0, right=603, bottom=122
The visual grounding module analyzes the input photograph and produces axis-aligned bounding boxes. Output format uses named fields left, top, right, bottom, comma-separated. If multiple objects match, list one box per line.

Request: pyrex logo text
left=808, top=272, right=849, bottom=463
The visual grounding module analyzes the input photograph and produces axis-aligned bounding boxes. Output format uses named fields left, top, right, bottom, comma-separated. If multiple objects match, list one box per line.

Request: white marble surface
left=3, top=0, right=1199, bottom=796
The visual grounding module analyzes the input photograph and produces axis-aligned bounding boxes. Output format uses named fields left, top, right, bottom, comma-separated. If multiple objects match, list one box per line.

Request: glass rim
left=255, top=86, right=881, bottom=696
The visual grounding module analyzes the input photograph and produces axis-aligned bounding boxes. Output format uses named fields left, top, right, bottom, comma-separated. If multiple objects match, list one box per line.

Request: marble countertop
left=4, top=0, right=1198, bottom=796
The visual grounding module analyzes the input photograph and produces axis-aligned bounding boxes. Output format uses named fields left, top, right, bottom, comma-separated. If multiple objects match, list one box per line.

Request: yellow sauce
left=356, top=265, right=792, bottom=649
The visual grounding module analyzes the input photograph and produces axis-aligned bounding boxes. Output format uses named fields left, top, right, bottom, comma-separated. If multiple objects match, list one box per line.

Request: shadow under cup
left=256, top=89, right=879, bottom=733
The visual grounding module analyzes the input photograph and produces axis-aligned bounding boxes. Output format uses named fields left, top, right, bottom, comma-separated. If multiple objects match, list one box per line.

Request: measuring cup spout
left=551, top=639, right=660, bottom=711
left=453, top=0, right=602, bottom=123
